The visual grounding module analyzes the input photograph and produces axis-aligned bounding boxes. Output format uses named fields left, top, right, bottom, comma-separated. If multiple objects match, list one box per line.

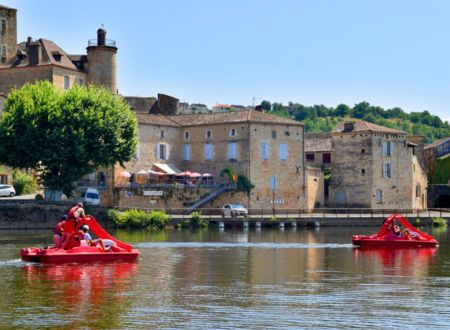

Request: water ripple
left=135, top=242, right=354, bottom=249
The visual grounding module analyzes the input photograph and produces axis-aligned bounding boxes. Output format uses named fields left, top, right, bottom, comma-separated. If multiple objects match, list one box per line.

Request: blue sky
left=3, top=0, right=450, bottom=121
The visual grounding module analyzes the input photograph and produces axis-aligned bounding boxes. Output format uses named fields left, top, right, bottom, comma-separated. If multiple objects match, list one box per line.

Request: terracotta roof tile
left=305, top=132, right=332, bottom=152
left=332, top=120, right=406, bottom=134
left=167, top=109, right=302, bottom=127
left=136, top=114, right=180, bottom=127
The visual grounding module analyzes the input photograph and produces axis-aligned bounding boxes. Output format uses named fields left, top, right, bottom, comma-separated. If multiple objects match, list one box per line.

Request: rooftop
left=332, top=120, right=406, bottom=135
left=424, top=136, right=450, bottom=150
left=305, top=132, right=332, bottom=152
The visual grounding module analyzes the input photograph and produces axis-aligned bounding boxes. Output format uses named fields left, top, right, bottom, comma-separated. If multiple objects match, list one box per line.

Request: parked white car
left=80, top=188, right=101, bottom=205
left=221, top=204, right=248, bottom=217
left=0, top=185, right=16, bottom=197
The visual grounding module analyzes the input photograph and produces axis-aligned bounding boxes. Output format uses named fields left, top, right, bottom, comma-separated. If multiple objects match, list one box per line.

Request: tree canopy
left=0, top=81, right=138, bottom=196
left=260, top=100, right=450, bottom=143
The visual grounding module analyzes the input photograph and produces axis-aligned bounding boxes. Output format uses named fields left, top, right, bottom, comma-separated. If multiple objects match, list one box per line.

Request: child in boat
left=81, top=225, right=106, bottom=252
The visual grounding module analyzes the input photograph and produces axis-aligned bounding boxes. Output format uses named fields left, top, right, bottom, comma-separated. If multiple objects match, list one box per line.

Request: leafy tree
left=334, top=104, right=351, bottom=117
left=0, top=81, right=138, bottom=198
left=260, top=100, right=271, bottom=111
left=12, top=170, right=36, bottom=195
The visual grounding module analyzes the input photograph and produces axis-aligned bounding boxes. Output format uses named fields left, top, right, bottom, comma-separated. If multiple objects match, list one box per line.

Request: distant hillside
left=260, top=100, right=450, bottom=143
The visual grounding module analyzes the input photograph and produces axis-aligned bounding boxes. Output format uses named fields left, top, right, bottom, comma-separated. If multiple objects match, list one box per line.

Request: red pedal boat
left=352, top=213, right=438, bottom=248
left=21, top=215, right=140, bottom=263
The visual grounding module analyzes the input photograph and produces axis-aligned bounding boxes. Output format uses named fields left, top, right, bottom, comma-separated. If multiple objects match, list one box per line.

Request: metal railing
left=88, top=39, right=116, bottom=47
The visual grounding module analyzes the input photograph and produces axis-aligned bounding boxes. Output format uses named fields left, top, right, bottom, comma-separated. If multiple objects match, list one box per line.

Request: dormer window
left=52, top=51, right=62, bottom=62
left=229, top=128, right=237, bottom=137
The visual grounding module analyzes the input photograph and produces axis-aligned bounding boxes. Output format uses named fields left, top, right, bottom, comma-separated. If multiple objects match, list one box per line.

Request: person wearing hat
left=81, top=224, right=106, bottom=252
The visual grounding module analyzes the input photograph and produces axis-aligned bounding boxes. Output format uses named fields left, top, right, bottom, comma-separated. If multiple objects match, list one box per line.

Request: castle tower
left=86, top=27, right=117, bottom=93
left=0, top=5, right=17, bottom=66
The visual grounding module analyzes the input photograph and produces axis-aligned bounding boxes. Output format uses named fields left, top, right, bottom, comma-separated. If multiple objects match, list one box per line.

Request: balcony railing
left=88, top=39, right=116, bottom=47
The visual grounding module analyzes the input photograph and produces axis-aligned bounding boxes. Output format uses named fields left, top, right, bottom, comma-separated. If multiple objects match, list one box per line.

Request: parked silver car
left=0, top=184, right=15, bottom=197
left=221, top=204, right=248, bottom=217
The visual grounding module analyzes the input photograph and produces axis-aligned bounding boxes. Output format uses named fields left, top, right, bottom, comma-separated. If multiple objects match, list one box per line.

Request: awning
left=202, top=173, right=213, bottom=177
left=121, top=170, right=131, bottom=178
left=176, top=171, right=191, bottom=176
left=153, top=163, right=182, bottom=175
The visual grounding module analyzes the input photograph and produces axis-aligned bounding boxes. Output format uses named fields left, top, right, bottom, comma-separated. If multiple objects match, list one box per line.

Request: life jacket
left=68, top=205, right=81, bottom=219
left=53, top=221, right=64, bottom=235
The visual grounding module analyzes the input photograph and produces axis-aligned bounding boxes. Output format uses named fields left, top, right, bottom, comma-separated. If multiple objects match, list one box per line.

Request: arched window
left=416, top=185, right=421, bottom=198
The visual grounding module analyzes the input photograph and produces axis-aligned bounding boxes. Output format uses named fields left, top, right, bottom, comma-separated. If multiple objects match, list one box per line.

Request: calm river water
left=0, top=226, right=450, bottom=329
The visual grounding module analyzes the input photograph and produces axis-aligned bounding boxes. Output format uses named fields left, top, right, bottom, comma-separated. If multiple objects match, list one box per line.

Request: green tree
left=0, top=81, right=138, bottom=198
left=260, top=100, right=271, bottom=111
left=334, top=104, right=350, bottom=117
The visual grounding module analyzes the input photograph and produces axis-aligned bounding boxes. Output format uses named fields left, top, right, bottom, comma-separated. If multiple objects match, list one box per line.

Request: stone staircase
left=185, top=183, right=236, bottom=214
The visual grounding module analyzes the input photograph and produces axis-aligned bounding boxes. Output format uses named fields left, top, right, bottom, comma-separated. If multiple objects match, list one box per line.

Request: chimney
left=26, top=36, right=33, bottom=45
left=28, top=41, right=41, bottom=65
left=343, top=121, right=355, bottom=132
left=97, top=27, right=106, bottom=46
left=255, top=105, right=264, bottom=113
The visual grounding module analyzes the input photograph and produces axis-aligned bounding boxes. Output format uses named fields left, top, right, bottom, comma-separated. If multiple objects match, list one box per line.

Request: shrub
left=190, top=211, right=207, bottom=228
left=431, top=217, right=448, bottom=227
left=12, top=170, right=36, bottom=195
left=270, top=215, right=278, bottom=222
left=108, top=209, right=170, bottom=229
left=415, top=218, right=421, bottom=227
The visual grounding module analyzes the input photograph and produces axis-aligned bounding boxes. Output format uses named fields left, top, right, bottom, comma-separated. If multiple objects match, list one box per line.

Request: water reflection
left=9, top=262, right=138, bottom=328
left=353, top=248, right=437, bottom=277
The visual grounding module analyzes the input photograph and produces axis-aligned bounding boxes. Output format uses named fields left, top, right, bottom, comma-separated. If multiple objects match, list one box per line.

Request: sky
left=2, top=0, right=450, bottom=121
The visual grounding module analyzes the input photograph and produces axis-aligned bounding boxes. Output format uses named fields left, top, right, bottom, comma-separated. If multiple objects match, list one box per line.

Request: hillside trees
left=0, top=81, right=138, bottom=199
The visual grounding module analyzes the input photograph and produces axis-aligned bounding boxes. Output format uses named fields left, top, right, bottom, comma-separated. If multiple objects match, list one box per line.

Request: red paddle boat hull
left=352, top=213, right=438, bottom=249
left=21, top=246, right=140, bottom=264
left=21, top=215, right=140, bottom=263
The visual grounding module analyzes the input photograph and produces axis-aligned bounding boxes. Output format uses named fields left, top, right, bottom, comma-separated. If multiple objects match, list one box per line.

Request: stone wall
left=248, top=123, right=305, bottom=209
left=86, top=46, right=117, bottom=93
left=52, top=66, right=87, bottom=91
left=0, top=66, right=52, bottom=94
left=0, top=6, right=17, bottom=65
left=306, top=166, right=324, bottom=209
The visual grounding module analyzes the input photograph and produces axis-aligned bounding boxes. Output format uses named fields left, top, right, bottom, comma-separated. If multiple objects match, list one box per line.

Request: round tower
left=86, top=27, right=117, bottom=93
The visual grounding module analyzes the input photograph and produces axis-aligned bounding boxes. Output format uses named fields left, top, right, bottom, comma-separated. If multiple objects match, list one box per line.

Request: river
left=0, top=226, right=449, bottom=329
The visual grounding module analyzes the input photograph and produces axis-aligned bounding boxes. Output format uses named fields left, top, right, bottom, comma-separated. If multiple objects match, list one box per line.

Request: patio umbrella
left=121, top=170, right=131, bottom=178
left=189, top=172, right=202, bottom=178
left=176, top=171, right=191, bottom=176
left=202, top=173, right=213, bottom=177
left=136, top=169, right=148, bottom=175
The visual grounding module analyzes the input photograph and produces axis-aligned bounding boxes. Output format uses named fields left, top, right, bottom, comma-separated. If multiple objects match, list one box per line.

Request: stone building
left=0, top=5, right=117, bottom=191
left=328, top=120, right=427, bottom=210
left=424, top=137, right=450, bottom=183
left=118, top=109, right=322, bottom=210
left=305, top=132, right=332, bottom=169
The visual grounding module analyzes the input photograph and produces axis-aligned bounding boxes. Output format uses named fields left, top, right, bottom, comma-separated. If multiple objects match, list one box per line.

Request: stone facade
left=0, top=5, right=17, bottom=65
left=328, top=121, right=427, bottom=210
left=116, top=110, right=309, bottom=210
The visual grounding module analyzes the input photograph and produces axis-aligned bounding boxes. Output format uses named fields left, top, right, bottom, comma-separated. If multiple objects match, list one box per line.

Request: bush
left=431, top=217, right=448, bottom=227
left=108, top=209, right=170, bottom=229
left=190, top=211, right=207, bottom=228
left=415, top=218, right=421, bottom=227
left=12, top=171, right=36, bottom=195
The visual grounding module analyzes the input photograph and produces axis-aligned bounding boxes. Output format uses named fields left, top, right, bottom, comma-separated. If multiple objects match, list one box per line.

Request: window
left=183, top=143, right=191, bottom=161
left=270, top=176, right=277, bottom=191
left=271, top=130, right=277, bottom=139
left=382, top=141, right=394, bottom=156
left=279, top=143, right=288, bottom=160
left=205, top=129, right=212, bottom=139
left=306, top=153, right=315, bottom=162
left=382, top=162, right=392, bottom=178
left=323, top=153, right=331, bottom=164
left=134, top=145, right=140, bottom=159
left=1, top=19, right=5, bottom=35
left=229, top=128, right=236, bottom=137
left=261, top=142, right=269, bottom=160
left=416, top=185, right=421, bottom=198
left=1, top=44, right=6, bottom=63
left=204, top=143, right=213, bottom=160
left=376, top=190, right=383, bottom=203
left=157, top=143, right=169, bottom=160
left=77, top=78, right=84, bottom=86
left=336, top=190, right=346, bottom=203
left=184, top=131, right=190, bottom=140
left=63, top=75, right=70, bottom=90
left=160, top=130, right=165, bottom=138
left=0, top=174, right=7, bottom=184
left=97, top=172, right=106, bottom=186
left=361, top=149, right=365, bottom=154
left=361, top=169, right=365, bottom=176
left=228, top=142, right=237, bottom=160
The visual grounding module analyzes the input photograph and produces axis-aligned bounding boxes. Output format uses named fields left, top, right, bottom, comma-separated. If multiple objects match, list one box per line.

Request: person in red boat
left=81, top=225, right=106, bottom=252
left=61, top=202, right=86, bottom=249
left=53, top=215, right=66, bottom=248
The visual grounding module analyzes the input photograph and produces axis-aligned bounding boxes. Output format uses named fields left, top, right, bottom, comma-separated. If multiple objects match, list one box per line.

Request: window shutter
left=390, top=162, right=394, bottom=178
left=391, top=141, right=395, bottom=156
left=166, top=144, right=170, bottom=160
left=135, top=146, right=140, bottom=159
left=382, top=141, right=387, bottom=156
left=156, top=144, right=160, bottom=160
left=382, top=162, right=386, bottom=177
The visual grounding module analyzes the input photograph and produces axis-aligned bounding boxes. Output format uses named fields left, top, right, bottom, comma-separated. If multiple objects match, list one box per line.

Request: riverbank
left=0, top=200, right=448, bottom=230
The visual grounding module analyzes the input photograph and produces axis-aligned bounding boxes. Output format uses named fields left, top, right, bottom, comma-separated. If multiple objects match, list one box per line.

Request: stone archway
left=435, top=194, right=450, bottom=208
